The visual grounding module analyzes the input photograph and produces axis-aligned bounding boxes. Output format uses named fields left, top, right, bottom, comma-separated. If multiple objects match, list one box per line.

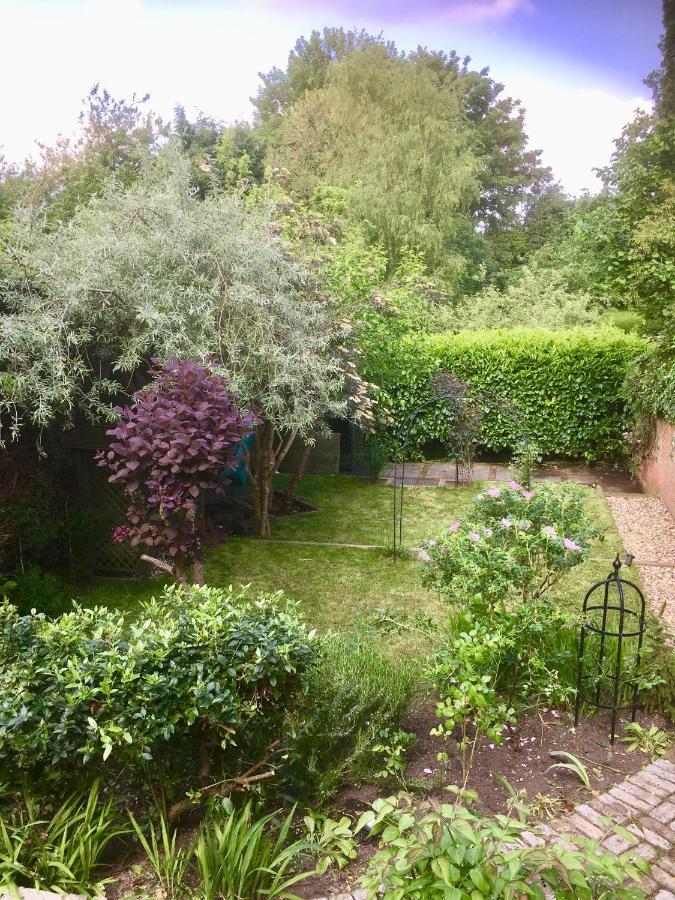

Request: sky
left=0, top=0, right=664, bottom=194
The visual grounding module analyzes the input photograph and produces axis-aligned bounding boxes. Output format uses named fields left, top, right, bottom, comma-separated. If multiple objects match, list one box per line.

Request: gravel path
left=606, top=494, right=675, bottom=637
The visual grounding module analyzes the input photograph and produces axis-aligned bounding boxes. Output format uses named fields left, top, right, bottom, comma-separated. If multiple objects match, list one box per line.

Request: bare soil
left=294, top=700, right=674, bottom=898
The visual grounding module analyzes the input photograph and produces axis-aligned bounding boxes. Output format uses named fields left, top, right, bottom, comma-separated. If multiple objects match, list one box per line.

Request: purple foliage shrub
left=98, top=358, right=257, bottom=578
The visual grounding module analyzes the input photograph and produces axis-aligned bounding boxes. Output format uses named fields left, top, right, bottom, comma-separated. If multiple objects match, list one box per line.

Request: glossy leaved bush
left=0, top=584, right=315, bottom=789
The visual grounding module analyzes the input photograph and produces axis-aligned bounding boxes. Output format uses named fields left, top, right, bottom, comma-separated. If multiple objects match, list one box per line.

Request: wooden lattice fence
left=65, top=426, right=143, bottom=577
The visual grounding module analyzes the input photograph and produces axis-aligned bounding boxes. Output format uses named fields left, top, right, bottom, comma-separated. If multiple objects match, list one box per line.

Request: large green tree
left=0, top=86, right=162, bottom=227
left=0, top=144, right=364, bottom=535
left=255, top=27, right=552, bottom=281
left=272, top=44, right=479, bottom=283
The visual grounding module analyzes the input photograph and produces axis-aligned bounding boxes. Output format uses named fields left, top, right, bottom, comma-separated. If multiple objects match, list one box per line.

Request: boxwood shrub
left=367, top=328, right=646, bottom=462
left=0, top=584, right=315, bottom=788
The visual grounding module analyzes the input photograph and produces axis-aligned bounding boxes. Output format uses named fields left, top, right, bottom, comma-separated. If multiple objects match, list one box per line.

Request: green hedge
left=368, top=328, right=647, bottom=462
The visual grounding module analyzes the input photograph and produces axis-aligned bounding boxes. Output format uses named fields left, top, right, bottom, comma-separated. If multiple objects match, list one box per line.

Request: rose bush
left=420, top=482, right=601, bottom=614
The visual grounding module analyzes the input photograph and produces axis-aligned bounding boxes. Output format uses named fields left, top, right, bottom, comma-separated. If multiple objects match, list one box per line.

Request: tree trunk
left=251, top=421, right=276, bottom=538
left=191, top=500, right=206, bottom=585
left=248, top=422, right=299, bottom=538
left=281, top=440, right=312, bottom=514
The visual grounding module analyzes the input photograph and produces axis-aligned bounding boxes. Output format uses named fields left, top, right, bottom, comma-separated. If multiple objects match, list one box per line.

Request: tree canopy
left=0, top=144, right=348, bottom=440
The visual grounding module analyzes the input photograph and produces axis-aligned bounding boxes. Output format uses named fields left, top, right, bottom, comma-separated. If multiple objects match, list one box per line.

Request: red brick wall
left=640, top=420, right=675, bottom=518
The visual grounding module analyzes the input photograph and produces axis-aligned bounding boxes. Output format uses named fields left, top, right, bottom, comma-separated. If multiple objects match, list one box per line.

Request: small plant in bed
left=0, top=782, right=124, bottom=896
left=356, top=792, right=650, bottom=898
left=287, top=634, right=419, bottom=803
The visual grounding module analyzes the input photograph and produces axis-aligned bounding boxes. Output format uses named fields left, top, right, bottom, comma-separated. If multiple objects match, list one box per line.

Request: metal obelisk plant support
left=574, top=554, right=646, bottom=743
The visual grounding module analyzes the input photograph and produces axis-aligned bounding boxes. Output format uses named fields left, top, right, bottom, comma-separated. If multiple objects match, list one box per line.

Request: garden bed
left=295, top=703, right=675, bottom=898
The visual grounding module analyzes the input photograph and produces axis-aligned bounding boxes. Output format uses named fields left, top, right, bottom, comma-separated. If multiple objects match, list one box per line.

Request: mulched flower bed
left=294, top=700, right=674, bottom=898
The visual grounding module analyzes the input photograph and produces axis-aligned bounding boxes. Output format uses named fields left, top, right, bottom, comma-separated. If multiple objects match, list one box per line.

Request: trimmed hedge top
left=369, top=328, right=647, bottom=462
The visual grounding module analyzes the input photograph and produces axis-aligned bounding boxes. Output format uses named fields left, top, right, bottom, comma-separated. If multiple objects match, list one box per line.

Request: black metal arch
left=391, top=372, right=531, bottom=560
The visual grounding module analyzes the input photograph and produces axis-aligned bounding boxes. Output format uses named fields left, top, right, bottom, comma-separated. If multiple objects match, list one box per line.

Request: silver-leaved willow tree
left=0, top=142, right=373, bottom=538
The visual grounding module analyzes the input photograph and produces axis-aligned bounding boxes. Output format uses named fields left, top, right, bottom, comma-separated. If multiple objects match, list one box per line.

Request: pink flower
left=507, top=481, right=523, bottom=491
left=469, top=531, right=480, bottom=542
left=500, top=517, right=512, bottom=528
left=487, top=487, right=501, bottom=498
left=111, top=525, right=132, bottom=544
left=450, top=521, right=460, bottom=533
left=520, top=522, right=531, bottom=532
left=523, top=491, right=534, bottom=500
left=563, top=538, right=582, bottom=552
left=543, top=525, right=557, bottom=538
left=417, top=548, right=432, bottom=562
left=483, top=528, right=493, bottom=537
left=439, top=545, right=448, bottom=553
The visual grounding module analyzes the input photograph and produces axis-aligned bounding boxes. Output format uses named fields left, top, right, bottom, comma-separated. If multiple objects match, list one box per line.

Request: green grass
left=71, top=475, right=471, bottom=635
left=269, top=474, right=475, bottom=547
left=551, top=487, right=636, bottom=614
left=70, top=476, right=633, bottom=646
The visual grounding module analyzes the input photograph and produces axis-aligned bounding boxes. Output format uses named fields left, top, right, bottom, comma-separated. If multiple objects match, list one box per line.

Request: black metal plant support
left=574, top=554, right=646, bottom=744
left=392, top=375, right=478, bottom=561
left=391, top=373, right=531, bottom=560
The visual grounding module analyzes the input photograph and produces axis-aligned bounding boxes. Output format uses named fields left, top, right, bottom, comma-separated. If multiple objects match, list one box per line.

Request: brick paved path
left=379, top=460, right=642, bottom=495
left=314, top=756, right=675, bottom=900
left=523, top=755, right=675, bottom=897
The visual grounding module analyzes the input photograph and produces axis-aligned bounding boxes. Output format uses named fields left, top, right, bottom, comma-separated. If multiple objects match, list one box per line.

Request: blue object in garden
left=224, top=433, right=255, bottom=486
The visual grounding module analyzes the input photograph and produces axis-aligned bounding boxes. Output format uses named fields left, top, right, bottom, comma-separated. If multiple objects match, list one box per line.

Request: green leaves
left=0, top=585, right=314, bottom=787
left=359, top=793, right=650, bottom=898
left=0, top=782, right=125, bottom=895
left=367, top=328, right=646, bottom=463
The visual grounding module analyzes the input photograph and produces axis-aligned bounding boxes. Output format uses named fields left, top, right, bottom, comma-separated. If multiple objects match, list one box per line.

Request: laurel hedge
left=368, top=328, right=647, bottom=462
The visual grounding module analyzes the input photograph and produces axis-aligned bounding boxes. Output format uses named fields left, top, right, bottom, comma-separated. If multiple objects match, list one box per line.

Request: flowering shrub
left=420, top=483, right=598, bottom=781
left=110, top=524, right=132, bottom=544
left=421, top=482, right=601, bottom=614
left=98, top=358, right=257, bottom=583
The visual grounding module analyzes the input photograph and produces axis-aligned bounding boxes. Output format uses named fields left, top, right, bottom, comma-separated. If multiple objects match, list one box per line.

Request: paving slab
left=542, top=758, right=675, bottom=897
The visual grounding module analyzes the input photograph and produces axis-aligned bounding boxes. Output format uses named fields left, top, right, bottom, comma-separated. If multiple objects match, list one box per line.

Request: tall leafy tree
left=252, top=27, right=395, bottom=130
left=0, top=144, right=362, bottom=535
left=273, top=44, right=479, bottom=283
left=256, top=27, right=552, bottom=282
left=5, top=86, right=162, bottom=226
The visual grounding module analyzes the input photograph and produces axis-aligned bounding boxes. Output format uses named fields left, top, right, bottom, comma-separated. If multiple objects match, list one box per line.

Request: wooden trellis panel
left=89, top=470, right=143, bottom=576
left=65, top=426, right=143, bottom=577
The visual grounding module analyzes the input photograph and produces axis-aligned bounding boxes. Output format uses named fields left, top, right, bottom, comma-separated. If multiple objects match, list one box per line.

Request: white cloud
left=504, top=77, right=652, bottom=194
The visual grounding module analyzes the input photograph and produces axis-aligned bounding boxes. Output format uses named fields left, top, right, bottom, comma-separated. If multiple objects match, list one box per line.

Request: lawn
left=269, top=474, right=475, bottom=547
left=74, top=475, right=631, bottom=643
